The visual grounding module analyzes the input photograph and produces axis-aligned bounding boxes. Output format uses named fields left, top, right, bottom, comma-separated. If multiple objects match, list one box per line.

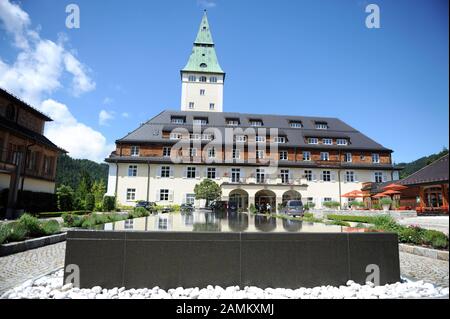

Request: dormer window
left=256, top=136, right=266, bottom=143
left=130, top=146, right=140, bottom=157
left=249, top=119, right=263, bottom=127
left=235, top=135, right=247, bottom=143
left=315, top=122, right=328, bottom=130
left=226, top=118, right=240, bottom=126
left=337, top=139, right=348, bottom=145
left=171, top=117, right=186, bottom=124
left=308, top=138, right=319, bottom=144
left=193, top=118, right=208, bottom=125
left=274, top=136, right=286, bottom=143
left=199, top=64, right=207, bottom=69
left=290, top=121, right=302, bottom=128
left=190, top=134, right=201, bottom=140
left=170, top=133, right=183, bottom=140
left=322, top=138, right=333, bottom=145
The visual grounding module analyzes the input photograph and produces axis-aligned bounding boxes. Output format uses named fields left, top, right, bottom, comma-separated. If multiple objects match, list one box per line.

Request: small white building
left=105, top=11, right=399, bottom=210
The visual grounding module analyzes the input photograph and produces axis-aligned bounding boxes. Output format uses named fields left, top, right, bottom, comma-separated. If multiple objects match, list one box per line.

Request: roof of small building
left=116, top=109, right=392, bottom=152
left=0, top=87, right=53, bottom=121
left=399, top=154, right=449, bottom=186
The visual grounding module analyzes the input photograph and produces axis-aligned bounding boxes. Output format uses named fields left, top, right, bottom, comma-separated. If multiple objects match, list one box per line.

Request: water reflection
left=99, top=210, right=345, bottom=233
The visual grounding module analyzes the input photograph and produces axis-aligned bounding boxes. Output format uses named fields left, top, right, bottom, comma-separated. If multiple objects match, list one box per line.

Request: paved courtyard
left=0, top=242, right=448, bottom=296
left=398, top=216, right=449, bottom=235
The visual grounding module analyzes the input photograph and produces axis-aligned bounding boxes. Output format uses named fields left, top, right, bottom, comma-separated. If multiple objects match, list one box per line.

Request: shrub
left=372, top=203, right=382, bottom=210
left=327, top=215, right=376, bottom=224
left=322, top=201, right=340, bottom=209
left=170, top=204, right=181, bottom=212
left=422, top=229, right=449, bottom=249
left=349, top=201, right=365, bottom=208
left=85, top=194, right=95, bottom=211
left=304, top=203, right=315, bottom=210
left=0, top=224, right=9, bottom=244
left=372, top=215, right=399, bottom=231
left=329, top=220, right=351, bottom=227
left=249, top=204, right=257, bottom=214
left=40, top=220, right=61, bottom=235
left=57, top=185, right=74, bottom=211
left=5, top=223, right=28, bottom=242
left=18, top=214, right=43, bottom=237
left=398, top=226, right=423, bottom=245
left=102, top=196, right=116, bottom=212
left=379, top=198, right=393, bottom=206
left=130, top=207, right=149, bottom=218
left=303, top=213, right=314, bottom=219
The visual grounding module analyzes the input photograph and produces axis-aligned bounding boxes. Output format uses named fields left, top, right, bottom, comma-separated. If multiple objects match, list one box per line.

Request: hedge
left=327, top=215, right=376, bottom=224
left=1, top=189, right=57, bottom=215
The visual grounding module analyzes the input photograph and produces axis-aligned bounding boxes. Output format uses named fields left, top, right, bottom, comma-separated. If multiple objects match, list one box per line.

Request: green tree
left=85, top=193, right=95, bottom=211
left=91, top=180, right=106, bottom=205
left=77, top=170, right=93, bottom=206
left=56, top=185, right=74, bottom=211
left=194, top=179, right=222, bottom=207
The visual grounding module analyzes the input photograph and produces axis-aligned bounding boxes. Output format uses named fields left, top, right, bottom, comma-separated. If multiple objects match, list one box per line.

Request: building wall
left=108, top=162, right=392, bottom=209
left=0, top=173, right=10, bottom=190
left=181, top=73, right=224, bottom=112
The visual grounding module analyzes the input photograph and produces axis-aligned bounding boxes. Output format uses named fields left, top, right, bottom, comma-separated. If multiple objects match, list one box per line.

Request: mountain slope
left=398, top=148, right=449, bottom=179
left=55, top=154, right=108, bottom=189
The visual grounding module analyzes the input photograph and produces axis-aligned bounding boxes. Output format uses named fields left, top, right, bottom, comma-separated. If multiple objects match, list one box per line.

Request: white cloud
left=99, top=109, right=115, bottom=126
left=42, top=100, right=115, bottom=162
left=121, top=112, right=130, bottom=118
left=102, top=97, right=114, bottom=105
left=0, top=0, right=110, bottom=162
left=197, top=0, right=217, bottom=8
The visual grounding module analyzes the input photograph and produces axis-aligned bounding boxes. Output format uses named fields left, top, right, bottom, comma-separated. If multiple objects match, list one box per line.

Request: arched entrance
left=282, top=190, right=302, bottom=204
left=255, top=189, right=276, bottom=212
left=229, top=189, right=249, bottom=210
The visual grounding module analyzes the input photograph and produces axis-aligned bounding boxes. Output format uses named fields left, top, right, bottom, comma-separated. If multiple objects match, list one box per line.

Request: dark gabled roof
left=399, top=154, right=449, bottom=186
left=117, top=110, right=392, bottom=152
left=0, top=87, right=53, bottom=121
left=0, top=116, right=66, bottom=153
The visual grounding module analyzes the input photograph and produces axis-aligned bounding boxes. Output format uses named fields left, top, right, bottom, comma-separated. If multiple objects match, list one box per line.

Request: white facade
left=107, top=162, right=392, bottom=209
left=180, top=73, right=224, bottom=112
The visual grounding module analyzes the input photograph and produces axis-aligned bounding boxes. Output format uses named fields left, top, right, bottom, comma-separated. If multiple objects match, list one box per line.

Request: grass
left=0, top=214, right=62, bottom=245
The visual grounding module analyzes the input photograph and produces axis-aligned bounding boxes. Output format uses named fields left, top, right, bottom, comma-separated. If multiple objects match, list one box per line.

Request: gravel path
left=0, top=242, right=66, bottom=294
left=0, top=242, right=448, bottom=297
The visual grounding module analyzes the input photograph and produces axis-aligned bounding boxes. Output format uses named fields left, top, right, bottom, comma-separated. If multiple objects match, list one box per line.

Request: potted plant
left=379, top=197, right=393, bottom=211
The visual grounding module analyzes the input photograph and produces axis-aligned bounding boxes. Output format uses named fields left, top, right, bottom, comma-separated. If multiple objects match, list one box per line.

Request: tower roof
left=182, top=11, right=224, bottom=74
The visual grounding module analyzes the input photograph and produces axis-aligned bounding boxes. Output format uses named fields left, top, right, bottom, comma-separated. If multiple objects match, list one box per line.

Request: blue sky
left=0, top=0, right=448, bottom=163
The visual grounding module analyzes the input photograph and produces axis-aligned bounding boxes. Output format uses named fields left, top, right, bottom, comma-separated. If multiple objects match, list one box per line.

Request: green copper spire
left=182, top=10, right=224, bottom=74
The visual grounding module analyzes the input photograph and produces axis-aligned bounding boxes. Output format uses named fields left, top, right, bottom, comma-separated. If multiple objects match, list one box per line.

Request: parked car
left=227, top=200, right=238, bottom=213
left=280, top=200, right=304, bottom=217
left=135, top=201, right=157, bottom=212
left=180, top=203, right=194, bottom=213
left=210, top=200, right=227, bottom=211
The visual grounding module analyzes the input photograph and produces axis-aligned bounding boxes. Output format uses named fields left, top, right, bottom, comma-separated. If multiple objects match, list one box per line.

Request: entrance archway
left=254, top=189, right=276, bottom=212
left=282, top=190, right=302, bottom=204
left=229, top=189, right=249, bottom=210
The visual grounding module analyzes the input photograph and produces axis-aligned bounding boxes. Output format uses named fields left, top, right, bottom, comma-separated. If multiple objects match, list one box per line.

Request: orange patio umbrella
left=383, top=183, right=408, bottom=191
left=381, top=189, right=401, bottom=196
left=341, top=190, right=364, bottom=198
left=372, top=192, right=388, bottom=198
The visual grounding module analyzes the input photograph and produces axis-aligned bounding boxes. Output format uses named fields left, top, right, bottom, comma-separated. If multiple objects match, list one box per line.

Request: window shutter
left=331, top=172, right=336, bottom=182
left=319, top=173, right=323, bottom=181
left=312, top=173, right=317, bottom=181
left=195, top=167, right=200, bottom=179
left=354, top=173, right=358, bottom=183
left=371, top=173, right=376, bottom=183
left=156, top=166, right=161, bottom=178
left=169, top=167, right=174, bottom=178
left=169, top=190, right=174, bottom=202
left=155, top=189, right=160, bottom=202
left=215, top=168, right=220, bottom=180
left=382, top=173, right=388, bottom=182
left=183, top=167, right=187, bottom=178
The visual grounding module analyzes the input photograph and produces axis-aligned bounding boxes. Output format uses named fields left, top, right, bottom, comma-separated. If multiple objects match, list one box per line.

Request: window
left=303, top=151, right=311, bottom=161
left=232, top=149, right=240, bottom=159
left=207, top=167, right=216, bottom=179
left=226, top=119, right=239, bottom=126
left=345, top=171, right=355, bottom=182
left=280, top=169, right=290, bottom=184
left=171, top=117, right=185, bottom=124
left=199, top=76, right=207, bottom=82
left=186, top=167, right=196, bottom=178
left=279, top=151, right=288, bottom=160
left=43, top=156, right=53, bottom=175
left=323, top=197, right=332, bottom=203
left=202, top=134, right=213, bottom=141
left=209, top=103, right=215, bottom=110
left=128, top=165, right=137, bottom=177
left=26, top=151, right=37, bottom=171
left=210, top=77, right=217, bottom=83
left=126, top=188, right=136, bottom=201
left=200, top=89, right=205, bottom=96
left=372, top=153, right=380, bottom=163
left=315, top=122, right=328, bottom=130
left=231, top=168, right=241, bottom=183
left=5, top=104, right=16, bottom=121
left=256, top=136, right=266, bottom=142
left=193, top=118, right=208, bottom=125
left=337, top=139, right=348, bottom=145
left=274, top=136, right=286, bottom=143
left=322, top=138, right=332, bottom=145
left=308, top=138, right=318, bottom=144
left=189, top=148, right=197, bottom=157
left=320, top=152, right=329, bottom=161
left=161, top=166, right=171, bottom=178
left=188, top=75, right=196, bottom=82
left=290, top=121, right=302, bottom=128
left=131, top=146, right=140, bottom=156
left=124, top=219, right=134, bottom=230
left=304, top=170, right=313, bottom=181
left=374, top=172, right=383, bottom=183
left=189, top=102, right=195, bottom=109
left=256, top=168, right=265, bottom=183
left=190, top=134, right=201, bottom=140
left=235, top=135, right=247, bottom=143
left=186, top=194, right=196, bottom=205
left=306, top=197, right=314, bottom=205
left=163, top=147, right=171, bottom=157
left=249, top=120, right=263, bottom=127
left=159, top=189, right=169, bottom=201
left=256, top=150, right=265, bottom=159
left=208, top=148, right=216, bottom=159
left=344, top=153, right=352, bottom=162
left=170, top=133, right=182, bottom=140
left=322, top=171, right=331, bottom=182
